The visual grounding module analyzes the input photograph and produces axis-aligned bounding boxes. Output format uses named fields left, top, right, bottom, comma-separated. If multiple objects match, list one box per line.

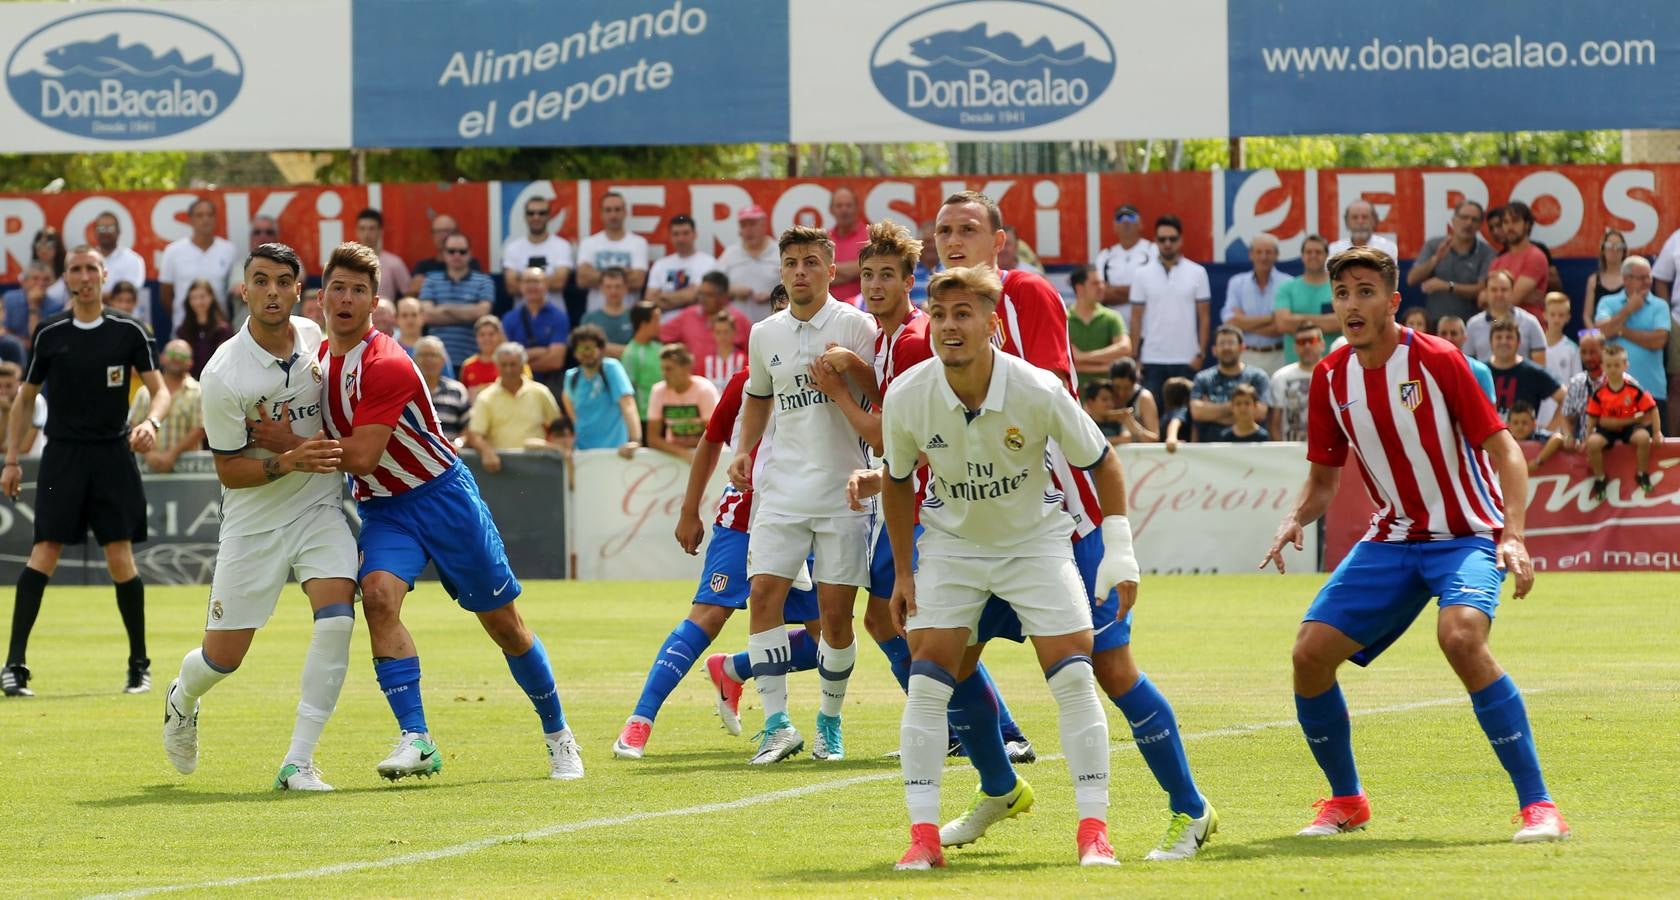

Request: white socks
left=285, top=610, right=354, bottom=767
left=747, top=628, right=791, bottom=719
left=817, top=637, right=856, bottom=718
left=901, top=665, right=956, bottom=826
left=1047, top=656, right=1110, bottom=823
left=177, top=647, right=231, bottom=701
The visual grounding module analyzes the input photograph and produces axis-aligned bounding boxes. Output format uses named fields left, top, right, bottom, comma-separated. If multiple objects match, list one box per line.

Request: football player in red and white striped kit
left=1262, top=247, right=1567, bottom=843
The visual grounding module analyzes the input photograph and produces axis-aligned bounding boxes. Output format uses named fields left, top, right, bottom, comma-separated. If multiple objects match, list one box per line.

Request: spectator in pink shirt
left=1490, top=201, right=1552, bottom=318
left=827, top=186, right=868, bottom=304
left=659, top=270, right=749, bottom=358
left=645, top=344, right=719, bottom=463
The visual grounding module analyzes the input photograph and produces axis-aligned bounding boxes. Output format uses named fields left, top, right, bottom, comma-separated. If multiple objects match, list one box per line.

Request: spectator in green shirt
left=1067, top=264, right=1131, bottom=390
left=1273, top=233, right=1339, bottom=363
left=621, top=301, right=664, bottom=423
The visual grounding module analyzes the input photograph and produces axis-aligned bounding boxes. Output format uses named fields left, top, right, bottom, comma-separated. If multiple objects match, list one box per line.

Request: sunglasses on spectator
left=1295, top=336, right=1322, bottom=346
left=1578, top=328, right=1603, bottom=339
left=1156, top=235, right=1181, bottom=243
left=525, top=209, right=549, bottom=217
left=1115, top=213, right=1140, bottom=224
left=445, top=248, right=470, bottom=255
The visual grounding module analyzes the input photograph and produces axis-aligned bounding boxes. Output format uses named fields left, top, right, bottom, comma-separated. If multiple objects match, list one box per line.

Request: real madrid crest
left=209, top=599, right=223, bottom=621
left=1397, top=379, right=1422, bottom=412
left=1003, top=427, right=1025, bottom=451
left=311, top=361, right=322, bottom=383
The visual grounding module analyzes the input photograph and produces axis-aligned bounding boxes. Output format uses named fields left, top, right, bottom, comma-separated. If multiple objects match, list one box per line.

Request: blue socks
left=505, top=635, right=566, bottom=734
left=730, top=628, right=818, bottom=682
left=948, top=672, right=1017, bottom=797
left=1471, top=674, right=1550, bottom=807
left=1296, top=683, right=1361, bottom=797
left=632, top=620, right=712, bottom=722
left=1113, top=674, right=1204, bottom=817
left=876, top=636, right=912, bottom=692
left=374, top=656, right=428, bottom=735
left=975, top=662, right=1025, bottom=743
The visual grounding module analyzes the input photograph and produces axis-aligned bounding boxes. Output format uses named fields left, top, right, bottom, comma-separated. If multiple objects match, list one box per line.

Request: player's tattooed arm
left=263, top=455, right=283, bottom=481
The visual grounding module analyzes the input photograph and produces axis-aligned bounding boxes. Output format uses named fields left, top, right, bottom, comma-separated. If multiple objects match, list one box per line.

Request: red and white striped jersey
left=700, top=348, right=747, bottom=390
left=992, top=268, right=1103, bottom=538
left=320, top=327, right=458, bottom=500
left=1309, top=328, right=1507, bottom=542
left=705, top=367, right=768, bottom=532
left=876, top=307, right=934, bottom=509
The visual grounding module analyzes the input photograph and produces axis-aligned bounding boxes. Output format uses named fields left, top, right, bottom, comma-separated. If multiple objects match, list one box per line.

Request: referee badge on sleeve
left=1398, top=380, right=1422, bottom=411
left=107, top=365, right=123, bottom=387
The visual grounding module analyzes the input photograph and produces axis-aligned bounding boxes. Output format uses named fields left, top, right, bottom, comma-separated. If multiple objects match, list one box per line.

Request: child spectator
left=1081, top=380, right=1123, bottom=444
left=1507, top=399, right=1566, bottom=474
left=1214, top=382, right=1269, bottom=443
left=1160, top=375, right=1193, bottom=453
left=1107, top=357, right=1159, bottom=443
left=1584, top=343, right=1660, bottom=498
left=646, top=344, right=720, bottom=462
left=1540, top=291, right=1581, bottom=425
left=700, top=309, right=749, bottom=389
left=460, top=315, right=507, bottom=398
left=1401, top=307, right=1429, bottom=333
left=622, top=302, right=664, bottom=425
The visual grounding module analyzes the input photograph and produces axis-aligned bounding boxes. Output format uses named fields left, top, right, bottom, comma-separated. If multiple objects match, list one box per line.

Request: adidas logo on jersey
left=770, top=354, right=782, bottom=366
left=925, top=434, right=947, bottom=449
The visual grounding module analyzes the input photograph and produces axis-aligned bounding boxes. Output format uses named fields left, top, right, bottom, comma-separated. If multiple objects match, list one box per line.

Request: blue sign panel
left=1228, top=0, right=1680, bottom=136
left=352, top=0, right=789, bottom=148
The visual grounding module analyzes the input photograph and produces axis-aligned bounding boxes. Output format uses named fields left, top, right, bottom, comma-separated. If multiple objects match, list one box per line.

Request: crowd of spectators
left=9, top=186, right=1680, bottom=473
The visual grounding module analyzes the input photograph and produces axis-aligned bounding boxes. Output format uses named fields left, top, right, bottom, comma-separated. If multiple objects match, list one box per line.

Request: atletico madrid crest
left=1398, top=379, right=1422, bottom=411
left=710, top=573, right=729, bottom=593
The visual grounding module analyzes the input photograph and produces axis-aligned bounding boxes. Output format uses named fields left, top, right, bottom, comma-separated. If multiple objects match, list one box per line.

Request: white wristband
left=1094, top=515, right=1141, bottom=591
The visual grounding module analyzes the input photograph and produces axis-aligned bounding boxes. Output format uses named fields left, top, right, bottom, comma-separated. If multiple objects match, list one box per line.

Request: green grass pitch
left=3, top=573, right=1676, bottom=897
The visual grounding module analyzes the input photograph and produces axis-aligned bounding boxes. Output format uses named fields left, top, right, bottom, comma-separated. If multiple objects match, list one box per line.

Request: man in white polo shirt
left=881, top=265, right=1137, bottom=871
left=162, top=242, right=358, bottom=793
left=1130, top=214, right=1211, bottom=403
left=158, top=197, right=238, bottom=331
left=726, top=225, right=877, bottom=765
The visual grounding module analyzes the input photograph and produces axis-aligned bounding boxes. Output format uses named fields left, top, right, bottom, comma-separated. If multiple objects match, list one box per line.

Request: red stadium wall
left=1324, top=442, right=1680, bottom=573
left=4, top=162, right=1680, bottom=281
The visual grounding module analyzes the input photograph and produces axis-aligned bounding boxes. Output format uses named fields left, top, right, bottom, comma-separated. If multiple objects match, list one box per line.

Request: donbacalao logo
left=6, top=9, right=243, bottom=140
left=869, top=0, right=1114, bottom=131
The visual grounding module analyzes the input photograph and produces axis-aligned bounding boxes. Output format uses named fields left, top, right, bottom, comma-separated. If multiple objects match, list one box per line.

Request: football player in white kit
left=161, top=243, right=358, bottom=791
left=726, top=225, right=877, bottom=763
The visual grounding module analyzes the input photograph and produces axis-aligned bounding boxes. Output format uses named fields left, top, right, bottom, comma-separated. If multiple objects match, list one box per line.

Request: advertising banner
left=787, top=0, right=1228, bottom=143
left=8, top=162, right=1680, bottom=285
left=567, top=448, right=731, bottom=581
left=1115, top=443, right=1314, bottom=574
left=0, top=0, right=351, bottom=152
left=352, top=0, right=789, bottom=148
left=1228, top=0, right=1680, bottom=137
left=1323, top=443, right=1680, bottom=573
left=0, top=451, right=566, bottom=586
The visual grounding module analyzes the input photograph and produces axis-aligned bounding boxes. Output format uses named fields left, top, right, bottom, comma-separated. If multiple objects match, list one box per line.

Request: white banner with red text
left=566, top=443, right=1316, bottom=582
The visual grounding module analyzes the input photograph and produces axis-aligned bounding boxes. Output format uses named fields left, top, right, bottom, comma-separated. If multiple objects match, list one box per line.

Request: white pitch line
left=85, top=695, right=1470, bottom=899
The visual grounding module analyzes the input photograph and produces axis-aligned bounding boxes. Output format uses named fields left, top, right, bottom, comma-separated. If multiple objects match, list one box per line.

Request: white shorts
left=909, top=554, right=1092, bottom=641
left=747, top=511, right=871, bottom=588
left=207, top=504, right=358, bottom=631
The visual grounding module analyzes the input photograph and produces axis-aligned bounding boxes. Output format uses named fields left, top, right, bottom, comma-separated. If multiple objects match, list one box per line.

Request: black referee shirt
left=25, top=309, right=157, bottom=443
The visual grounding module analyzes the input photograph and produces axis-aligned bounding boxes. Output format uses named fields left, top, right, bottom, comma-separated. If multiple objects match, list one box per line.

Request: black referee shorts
left=33, top=440, right=148, bottom=547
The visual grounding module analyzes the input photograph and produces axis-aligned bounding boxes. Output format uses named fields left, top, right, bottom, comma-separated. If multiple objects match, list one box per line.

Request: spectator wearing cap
left=1407, top=200, right=1493, bottom=325
left=576, top=191, right=650, bottom=316
left=1095, top=203, right=1157, bottom=325
left=645, top=214, right=719, bottom=315
left=719, top=204, right=780, bottom=322
left=91, top=211, right=149, bottom=325
left=356, top=207, right=413, bottom=301
left=1130, top=214, right=1210, bottom=403
left=1327, top=198, right=1399, bottom=262
left=827, top=186, right=868, bottom=304
left=500, top=195, right=573, bottom=310
left=1221, top=233, right=1291, bottom=374
left=501, top=266, right=572, bottom=398
left=1490, top=201, right=1553, bottom=318
left=1594, top=255, right=1671, bottom=431
left=1067, top=264, right=1130, bottom=391
left=160, top=197, right=238, bottom=332
left=464, top=342, right=566, bottom=474
left=659, top=270, right=750, bottom=359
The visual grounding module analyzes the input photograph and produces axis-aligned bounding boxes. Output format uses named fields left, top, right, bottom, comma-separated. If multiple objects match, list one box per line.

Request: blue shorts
left=693, top=525, right=819, bottom=624
left=357, top=461, right=520, bottom=613
left=868, top=521, right=922, bottom=600
left=1304, top=535, right=1504, bottom=667
left=975, top=529, right=1131, bottom=653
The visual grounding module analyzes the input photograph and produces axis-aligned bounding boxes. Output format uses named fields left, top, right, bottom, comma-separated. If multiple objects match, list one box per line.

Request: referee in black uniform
left=1, top=245, right=171, bottom=697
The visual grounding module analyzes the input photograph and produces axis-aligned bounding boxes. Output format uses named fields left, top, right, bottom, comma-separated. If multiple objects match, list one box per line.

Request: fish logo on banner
left=869, top=0, right=1114, bottom=131
left=5, top=9, right=244, bottom=140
